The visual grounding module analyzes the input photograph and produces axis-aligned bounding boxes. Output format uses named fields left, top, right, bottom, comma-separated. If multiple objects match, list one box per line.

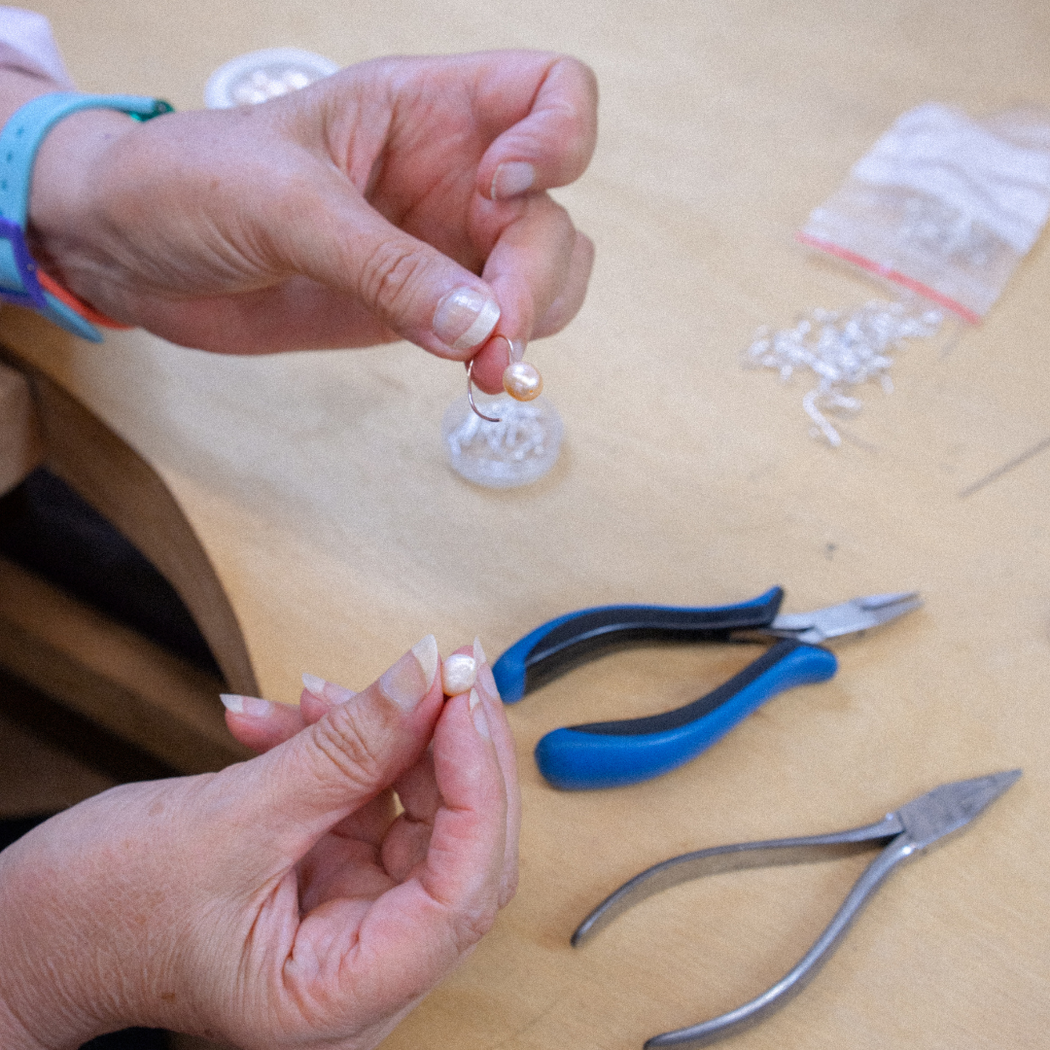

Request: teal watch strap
left=0, top=91, right=172, bottom=341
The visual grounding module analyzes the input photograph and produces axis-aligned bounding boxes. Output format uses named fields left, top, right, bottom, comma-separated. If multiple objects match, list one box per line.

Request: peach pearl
left=502, top=361, right=543, bottom=401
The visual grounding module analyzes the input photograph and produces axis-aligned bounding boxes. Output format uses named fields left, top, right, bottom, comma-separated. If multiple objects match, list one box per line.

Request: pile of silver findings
left=744, top=300, right=943, bottom=446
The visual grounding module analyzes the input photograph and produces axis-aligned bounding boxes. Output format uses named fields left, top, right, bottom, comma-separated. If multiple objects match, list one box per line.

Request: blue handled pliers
left=492, top=587, right=921, bottom=790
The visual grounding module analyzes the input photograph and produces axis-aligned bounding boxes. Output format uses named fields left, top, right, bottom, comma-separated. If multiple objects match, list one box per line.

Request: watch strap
left=0, top=91, right=172, bottom=340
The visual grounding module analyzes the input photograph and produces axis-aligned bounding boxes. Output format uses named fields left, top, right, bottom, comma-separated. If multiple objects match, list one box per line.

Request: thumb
left=231, top=635, right=443, bottom=862
left=284, top=182, right=502, bottom=359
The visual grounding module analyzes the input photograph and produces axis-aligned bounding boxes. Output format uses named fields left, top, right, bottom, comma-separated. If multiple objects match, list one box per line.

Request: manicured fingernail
left=442, top=653, right=477, bottom=695
left=433, top=286, right=501, bottom=351
left=474, top=636, right=500, bottom=699
left=220, top=693, right=274, bottom=717
left=469, top=687, right=490, bottom=738
left=412, top=635, right=439, bottom=689
left=301, top=673, right=355, bottom=705
left=491, top=161, right=535, bottom=200
left=380, top=634, right=438, bottom=711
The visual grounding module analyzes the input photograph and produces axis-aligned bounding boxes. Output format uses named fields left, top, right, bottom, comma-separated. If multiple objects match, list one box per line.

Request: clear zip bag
left=799, top=103, right=1050, bottom=323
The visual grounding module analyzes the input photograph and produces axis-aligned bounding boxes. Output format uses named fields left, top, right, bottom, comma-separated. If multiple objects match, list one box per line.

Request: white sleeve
left=0, top=7, right=75, bottom=87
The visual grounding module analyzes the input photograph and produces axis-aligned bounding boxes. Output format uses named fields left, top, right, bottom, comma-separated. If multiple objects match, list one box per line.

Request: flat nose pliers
left=572, top=769, right=1021, bottom=1048
left=492, top=587, right=921, bottom=789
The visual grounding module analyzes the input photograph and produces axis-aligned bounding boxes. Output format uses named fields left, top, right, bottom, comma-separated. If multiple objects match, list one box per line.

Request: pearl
left=441, top=654, right=478, bottom=695
left=502, top=361, right=543, bottom=401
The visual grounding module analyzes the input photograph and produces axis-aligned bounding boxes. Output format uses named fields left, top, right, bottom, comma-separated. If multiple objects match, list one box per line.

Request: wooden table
left=3, top=1, right=1049, bottom=1047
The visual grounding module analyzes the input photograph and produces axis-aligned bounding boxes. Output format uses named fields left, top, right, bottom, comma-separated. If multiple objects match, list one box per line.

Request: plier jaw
left=766, top=591, right=923, bottom=644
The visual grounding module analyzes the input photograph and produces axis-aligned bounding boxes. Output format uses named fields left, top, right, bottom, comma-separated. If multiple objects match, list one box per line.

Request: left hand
left=0, top=640, right=517, bottom=1048
left=227, top=643, right=521, bottom=908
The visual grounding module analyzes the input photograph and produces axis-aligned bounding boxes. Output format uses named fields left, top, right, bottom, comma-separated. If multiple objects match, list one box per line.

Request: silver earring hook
left=467, top=358, right=501, bottom=423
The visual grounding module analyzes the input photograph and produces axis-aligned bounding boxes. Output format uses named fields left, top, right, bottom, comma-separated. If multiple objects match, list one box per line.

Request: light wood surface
left=4, top=2, right=1049, bottom=1047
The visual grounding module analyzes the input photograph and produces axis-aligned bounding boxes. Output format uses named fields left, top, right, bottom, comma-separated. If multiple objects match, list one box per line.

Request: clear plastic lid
left=443, top=392, right=563, bottom=488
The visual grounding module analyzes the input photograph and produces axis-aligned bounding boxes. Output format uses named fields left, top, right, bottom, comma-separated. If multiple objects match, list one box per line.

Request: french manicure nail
left=301, top=673, right=326, bottom=697
left=433, top=286, right=501, bottom=351
left=442, top=653, right=477, bottom=695
left=220, top=693, right=274, bottom=717
left=469, top=687, right=491, bottom=738
left=491, top=161, right=536, bottom=200
left=412, top=635, right=439, bottom=689
left=301, top=673, right=355, bottom=705
left=380, top=634, right=438, bottom=711
left=474, top=636, right=500, bottom=699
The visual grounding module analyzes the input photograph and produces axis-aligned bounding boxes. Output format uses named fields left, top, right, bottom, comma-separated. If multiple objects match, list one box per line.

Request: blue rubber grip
left=493, top=587, right=785, bottom=703
left=534, top=640, right=837, bottom=790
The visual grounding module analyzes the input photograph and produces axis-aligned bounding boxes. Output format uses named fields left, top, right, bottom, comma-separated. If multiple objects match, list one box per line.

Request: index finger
left=474, top=54, right=599, bottom=200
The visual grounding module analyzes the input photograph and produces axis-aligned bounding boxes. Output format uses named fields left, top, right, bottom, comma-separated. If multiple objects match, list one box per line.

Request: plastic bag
left=799, top=103, right=1050, bottom=322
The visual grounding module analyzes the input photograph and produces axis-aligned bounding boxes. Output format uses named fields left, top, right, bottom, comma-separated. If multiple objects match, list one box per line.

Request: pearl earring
left=467, top=334, right=543, bottom=422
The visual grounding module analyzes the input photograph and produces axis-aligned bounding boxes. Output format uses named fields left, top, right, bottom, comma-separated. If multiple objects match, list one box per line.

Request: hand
left=224, top=640, right=520, bottom=911
left=27, top=52, right=598, bottom=390
left=0, top=637, right=518, bottom=1049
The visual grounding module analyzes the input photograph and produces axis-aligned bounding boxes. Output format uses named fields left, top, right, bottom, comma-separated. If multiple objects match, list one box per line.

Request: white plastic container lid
left=205, top=48, right=340, bottom=108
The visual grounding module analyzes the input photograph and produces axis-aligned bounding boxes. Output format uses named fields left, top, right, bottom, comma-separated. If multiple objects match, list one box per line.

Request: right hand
left=30, top=52, right=599, bottom=390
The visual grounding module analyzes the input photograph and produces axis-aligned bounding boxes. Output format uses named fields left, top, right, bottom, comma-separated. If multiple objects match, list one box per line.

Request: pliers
left=492, top=587, right=921, bottom=789
left=571, top=769, right=1021, bottom=1048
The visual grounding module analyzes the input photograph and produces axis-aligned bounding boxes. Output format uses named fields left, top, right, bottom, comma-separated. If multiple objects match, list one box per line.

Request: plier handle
left=492, top=588, right=921, bottom=790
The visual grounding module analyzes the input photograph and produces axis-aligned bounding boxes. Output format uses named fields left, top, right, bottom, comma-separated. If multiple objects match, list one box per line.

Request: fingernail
left=380, top=634, right=438, bottom=711
left=506, top=338, right=525, bottom=364
left=433, top=286, right=501, bottom=351
left=474, top=636, right=500, bottom=699
left=491, top=161, right=535, bottom=200
left=412, top=635, right=439, bottom=689
left=469, top=687, right=491, bottom=739
left=301, top=673, right=355, bottom=705
left=441, top=653, right=477, bottom=695
left=220, top=693, right=274, bottom=717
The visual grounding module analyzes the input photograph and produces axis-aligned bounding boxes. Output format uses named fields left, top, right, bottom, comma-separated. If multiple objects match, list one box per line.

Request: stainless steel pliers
left=572, top=770, right=1021, bottom=1047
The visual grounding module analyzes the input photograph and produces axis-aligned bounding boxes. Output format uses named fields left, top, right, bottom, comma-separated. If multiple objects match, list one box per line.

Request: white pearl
left=502, top=361, right=543, bottom=401
left=441, top=654, right=477, bottom=695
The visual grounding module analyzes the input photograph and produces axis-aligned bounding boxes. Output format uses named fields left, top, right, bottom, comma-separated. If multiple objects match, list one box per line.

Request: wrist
left=25, top=104, right=142, bottom=305
left=0, top=72, right=172, bottom=335
left=0, top=842, right=101, bottom=1050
